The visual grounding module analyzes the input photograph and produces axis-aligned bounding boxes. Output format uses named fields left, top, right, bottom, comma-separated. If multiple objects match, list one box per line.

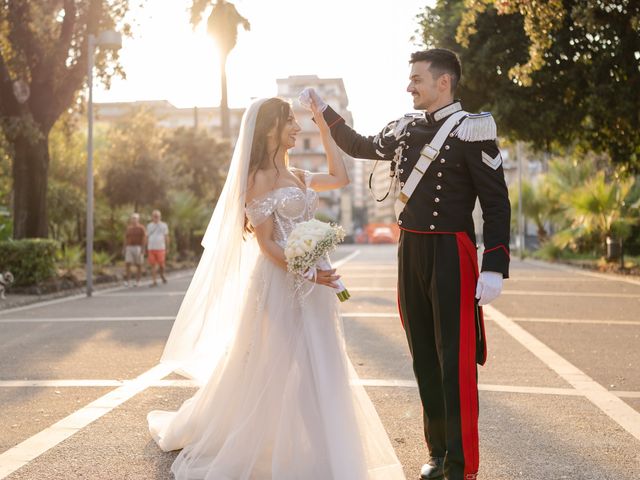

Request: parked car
left=370, top=227, right=395, bottom=244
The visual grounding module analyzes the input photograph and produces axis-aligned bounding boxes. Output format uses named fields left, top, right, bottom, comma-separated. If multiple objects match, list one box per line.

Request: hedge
left=0, top=239, right=58, bottom=287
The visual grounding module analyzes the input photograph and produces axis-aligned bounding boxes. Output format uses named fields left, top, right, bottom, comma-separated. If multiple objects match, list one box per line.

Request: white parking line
left=343, top=274, right=398, bottom=279
left=0, top=316, right=175, bottom=323
left=523, top=258, right=640, bottom=287
left=0, top=363, right=173, bottom=479
left=0, top=378, right=594, bottom=398
left=342, top=312, right=399, bottom=318
left=348, top=287, right=396, bottom=292
left=103, top=291, right=187, bottom=297
left=339, top=265, right=397, bottom=270
left=0, top=271, right=195, bottom=316
left=508, top=277, right=601, bottom=282
left=511, top=317, right=639, bottom=326
left=333, top=249, right=361, bottom=268
left=485, top=304, right=640, bottom=442
left=502, top=290, right=640, bottom=299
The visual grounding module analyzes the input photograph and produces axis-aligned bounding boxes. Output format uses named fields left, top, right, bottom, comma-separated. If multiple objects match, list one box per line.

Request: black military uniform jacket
left=322, top=101, right=511, bottom=278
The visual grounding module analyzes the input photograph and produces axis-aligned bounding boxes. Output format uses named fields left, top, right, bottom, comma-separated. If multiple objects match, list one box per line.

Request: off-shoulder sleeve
left=245, top=195, right=278, bottom=227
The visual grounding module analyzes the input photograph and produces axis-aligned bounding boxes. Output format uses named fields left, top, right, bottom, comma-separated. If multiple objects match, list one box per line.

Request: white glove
left=475, top=271, right=503, bottom=306
left=298, top=87, right=327, bottom=112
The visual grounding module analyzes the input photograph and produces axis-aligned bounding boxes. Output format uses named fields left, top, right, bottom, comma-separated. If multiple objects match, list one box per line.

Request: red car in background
left=370, top=227, right=395, bottom=244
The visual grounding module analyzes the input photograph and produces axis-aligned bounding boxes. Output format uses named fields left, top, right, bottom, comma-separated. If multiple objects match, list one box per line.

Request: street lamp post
left=516, top=141, right=525, bottom=259
left=86, top=30, right=122, bottom=297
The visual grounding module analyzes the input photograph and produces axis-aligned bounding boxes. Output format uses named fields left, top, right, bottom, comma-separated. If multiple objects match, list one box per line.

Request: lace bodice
left=245, top=172, right=319, bottom=248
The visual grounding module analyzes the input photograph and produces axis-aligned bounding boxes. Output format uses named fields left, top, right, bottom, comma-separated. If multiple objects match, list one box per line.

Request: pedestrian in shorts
left=146, top=209, right=169, bottom=287
left=124, top=213, right=147, bottom=287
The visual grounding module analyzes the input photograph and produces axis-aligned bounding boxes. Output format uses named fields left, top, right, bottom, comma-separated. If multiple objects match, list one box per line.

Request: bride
left=147, top=96, right=406, bottom=480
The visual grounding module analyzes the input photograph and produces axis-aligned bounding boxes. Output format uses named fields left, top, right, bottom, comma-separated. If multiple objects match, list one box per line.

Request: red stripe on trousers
left=396, top=293, right=405, bottom=329
left=456, top=232, right=480, bottom=477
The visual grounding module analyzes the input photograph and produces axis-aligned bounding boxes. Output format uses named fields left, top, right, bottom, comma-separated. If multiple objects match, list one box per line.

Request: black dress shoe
left=420, top=456, right=444, bottom=479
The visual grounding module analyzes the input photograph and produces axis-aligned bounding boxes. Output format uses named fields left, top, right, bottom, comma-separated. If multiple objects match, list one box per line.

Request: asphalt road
left=0, top=245, right=639, bottom=479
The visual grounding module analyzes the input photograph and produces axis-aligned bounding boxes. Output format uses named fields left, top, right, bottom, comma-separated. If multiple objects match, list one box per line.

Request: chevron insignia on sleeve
left=481, top=151, right=502, bottom=170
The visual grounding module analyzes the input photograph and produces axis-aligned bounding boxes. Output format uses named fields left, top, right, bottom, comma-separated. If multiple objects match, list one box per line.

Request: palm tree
left=165, top=190, right=210, bottom=258
left=553, top=171, right=640, bottom=256
left=191, top=1, right=250, bottom=138
left=510, top=177, right=563, bottom=243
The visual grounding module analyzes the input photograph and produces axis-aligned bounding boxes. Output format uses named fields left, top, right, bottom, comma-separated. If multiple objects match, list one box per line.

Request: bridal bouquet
left=285, top=219, right=351, bottom=302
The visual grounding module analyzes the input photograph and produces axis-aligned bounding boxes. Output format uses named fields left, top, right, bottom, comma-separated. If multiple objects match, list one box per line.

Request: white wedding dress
left=148, top=174, right=406, bottom=480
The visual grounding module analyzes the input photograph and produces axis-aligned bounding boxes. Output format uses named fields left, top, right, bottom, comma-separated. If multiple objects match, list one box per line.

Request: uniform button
left=435, top=197, right=440, bottom=203
left=440, top=158, right=446, bottom=164
left=433, top=211, right=439, bottom=217
left=400, top=182, right=405, bottom=187
left=406, top=132, right=411, bottom=137
left=436, top=185, right=442, bottom=190
left=444, top=145, right=450, bottom=150
left=399, top=169, right=404, bottom=173
left=449, top=133, right=455, bottom=137
left=411, top=121, right=416, bottom=126
left=437, top=172, right=443, bottom=177
left=402, top=157, right=407, bottom=161
left=398, top=220, right=403, bottom=225
left=430, top=225, right=435, bottom=230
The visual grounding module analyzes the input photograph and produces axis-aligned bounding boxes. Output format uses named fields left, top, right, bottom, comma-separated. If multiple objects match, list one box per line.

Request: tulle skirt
left=148, top=255, right=406, bottom=480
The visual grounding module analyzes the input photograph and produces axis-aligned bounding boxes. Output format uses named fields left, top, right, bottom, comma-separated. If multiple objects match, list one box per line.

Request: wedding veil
left=159, top=98, right=268, bottom=384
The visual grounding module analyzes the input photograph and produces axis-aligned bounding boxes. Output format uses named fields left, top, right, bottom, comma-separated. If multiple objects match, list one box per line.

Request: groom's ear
left=437, top=73, right=451, bottom=92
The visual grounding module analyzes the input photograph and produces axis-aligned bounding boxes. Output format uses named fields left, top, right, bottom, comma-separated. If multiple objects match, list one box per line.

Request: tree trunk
left=12, top=130, right=50, bottom=238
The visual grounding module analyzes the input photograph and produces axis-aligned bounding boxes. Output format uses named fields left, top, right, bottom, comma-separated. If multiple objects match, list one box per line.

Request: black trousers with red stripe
left=398, top=230, right=485, bottom=480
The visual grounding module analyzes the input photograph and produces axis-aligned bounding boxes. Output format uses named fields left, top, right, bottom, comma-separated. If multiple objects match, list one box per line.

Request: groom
left=302, top=48, right=510, bottom=480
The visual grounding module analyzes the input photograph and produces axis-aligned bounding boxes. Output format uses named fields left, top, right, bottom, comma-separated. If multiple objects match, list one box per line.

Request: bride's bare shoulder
left=246, top=169, right=276, bottom=203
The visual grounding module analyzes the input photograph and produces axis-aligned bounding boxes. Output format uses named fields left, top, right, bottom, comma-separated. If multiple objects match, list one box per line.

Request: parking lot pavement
left=0, top=246, right=639, bottom=479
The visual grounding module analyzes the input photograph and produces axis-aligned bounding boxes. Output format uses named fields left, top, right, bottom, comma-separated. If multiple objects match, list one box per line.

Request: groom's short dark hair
left=410, top=49, right=461, bottom=92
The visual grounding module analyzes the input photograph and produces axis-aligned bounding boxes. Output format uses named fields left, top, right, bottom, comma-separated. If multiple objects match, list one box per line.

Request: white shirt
left=147, top=221, right=169, bottom=250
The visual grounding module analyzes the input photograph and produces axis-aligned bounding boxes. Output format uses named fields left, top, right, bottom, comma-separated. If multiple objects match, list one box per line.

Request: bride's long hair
left=244, top=97, right=291, bottom=235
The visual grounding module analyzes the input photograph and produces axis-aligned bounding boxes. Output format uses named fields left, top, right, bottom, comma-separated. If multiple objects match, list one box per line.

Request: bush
left=56, top=244, right=84, bottom=275
left=532, top=242, right=564, bottom=261
left=93, top=250, right=113, bottom=274
left=0, top=239, right=58, bottom=286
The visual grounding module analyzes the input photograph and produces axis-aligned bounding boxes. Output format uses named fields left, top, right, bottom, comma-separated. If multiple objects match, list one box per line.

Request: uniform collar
left=424, top=101, right=462, bottom=124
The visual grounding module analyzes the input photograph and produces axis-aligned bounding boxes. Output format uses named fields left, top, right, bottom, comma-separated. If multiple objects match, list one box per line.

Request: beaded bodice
left=245, top=185, right=319, bottom=248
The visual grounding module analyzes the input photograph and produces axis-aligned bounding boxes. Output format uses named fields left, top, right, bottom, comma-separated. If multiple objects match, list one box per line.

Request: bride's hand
left=311, top=98, right=330, bottom=135
left=311, top=268, right=340, bottom=288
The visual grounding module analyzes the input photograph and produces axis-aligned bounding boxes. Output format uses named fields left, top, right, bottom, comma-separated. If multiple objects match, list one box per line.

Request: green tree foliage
left=99, top=108, right=168, bottom=211
left=0, top=1, right=139, bottom=238
left=47, top=116, right=87, bottom=245
left=418, top=1, right=640, bottom=169
left=164, top=127, right=230, bottom=203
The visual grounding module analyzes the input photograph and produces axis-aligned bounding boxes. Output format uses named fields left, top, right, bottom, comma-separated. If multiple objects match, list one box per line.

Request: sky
left=93, top=0, right=433, bottom=135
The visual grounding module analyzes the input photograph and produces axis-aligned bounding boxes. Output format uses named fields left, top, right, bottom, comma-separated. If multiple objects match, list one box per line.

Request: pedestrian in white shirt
left=146, top=209, right=169, bottom=287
